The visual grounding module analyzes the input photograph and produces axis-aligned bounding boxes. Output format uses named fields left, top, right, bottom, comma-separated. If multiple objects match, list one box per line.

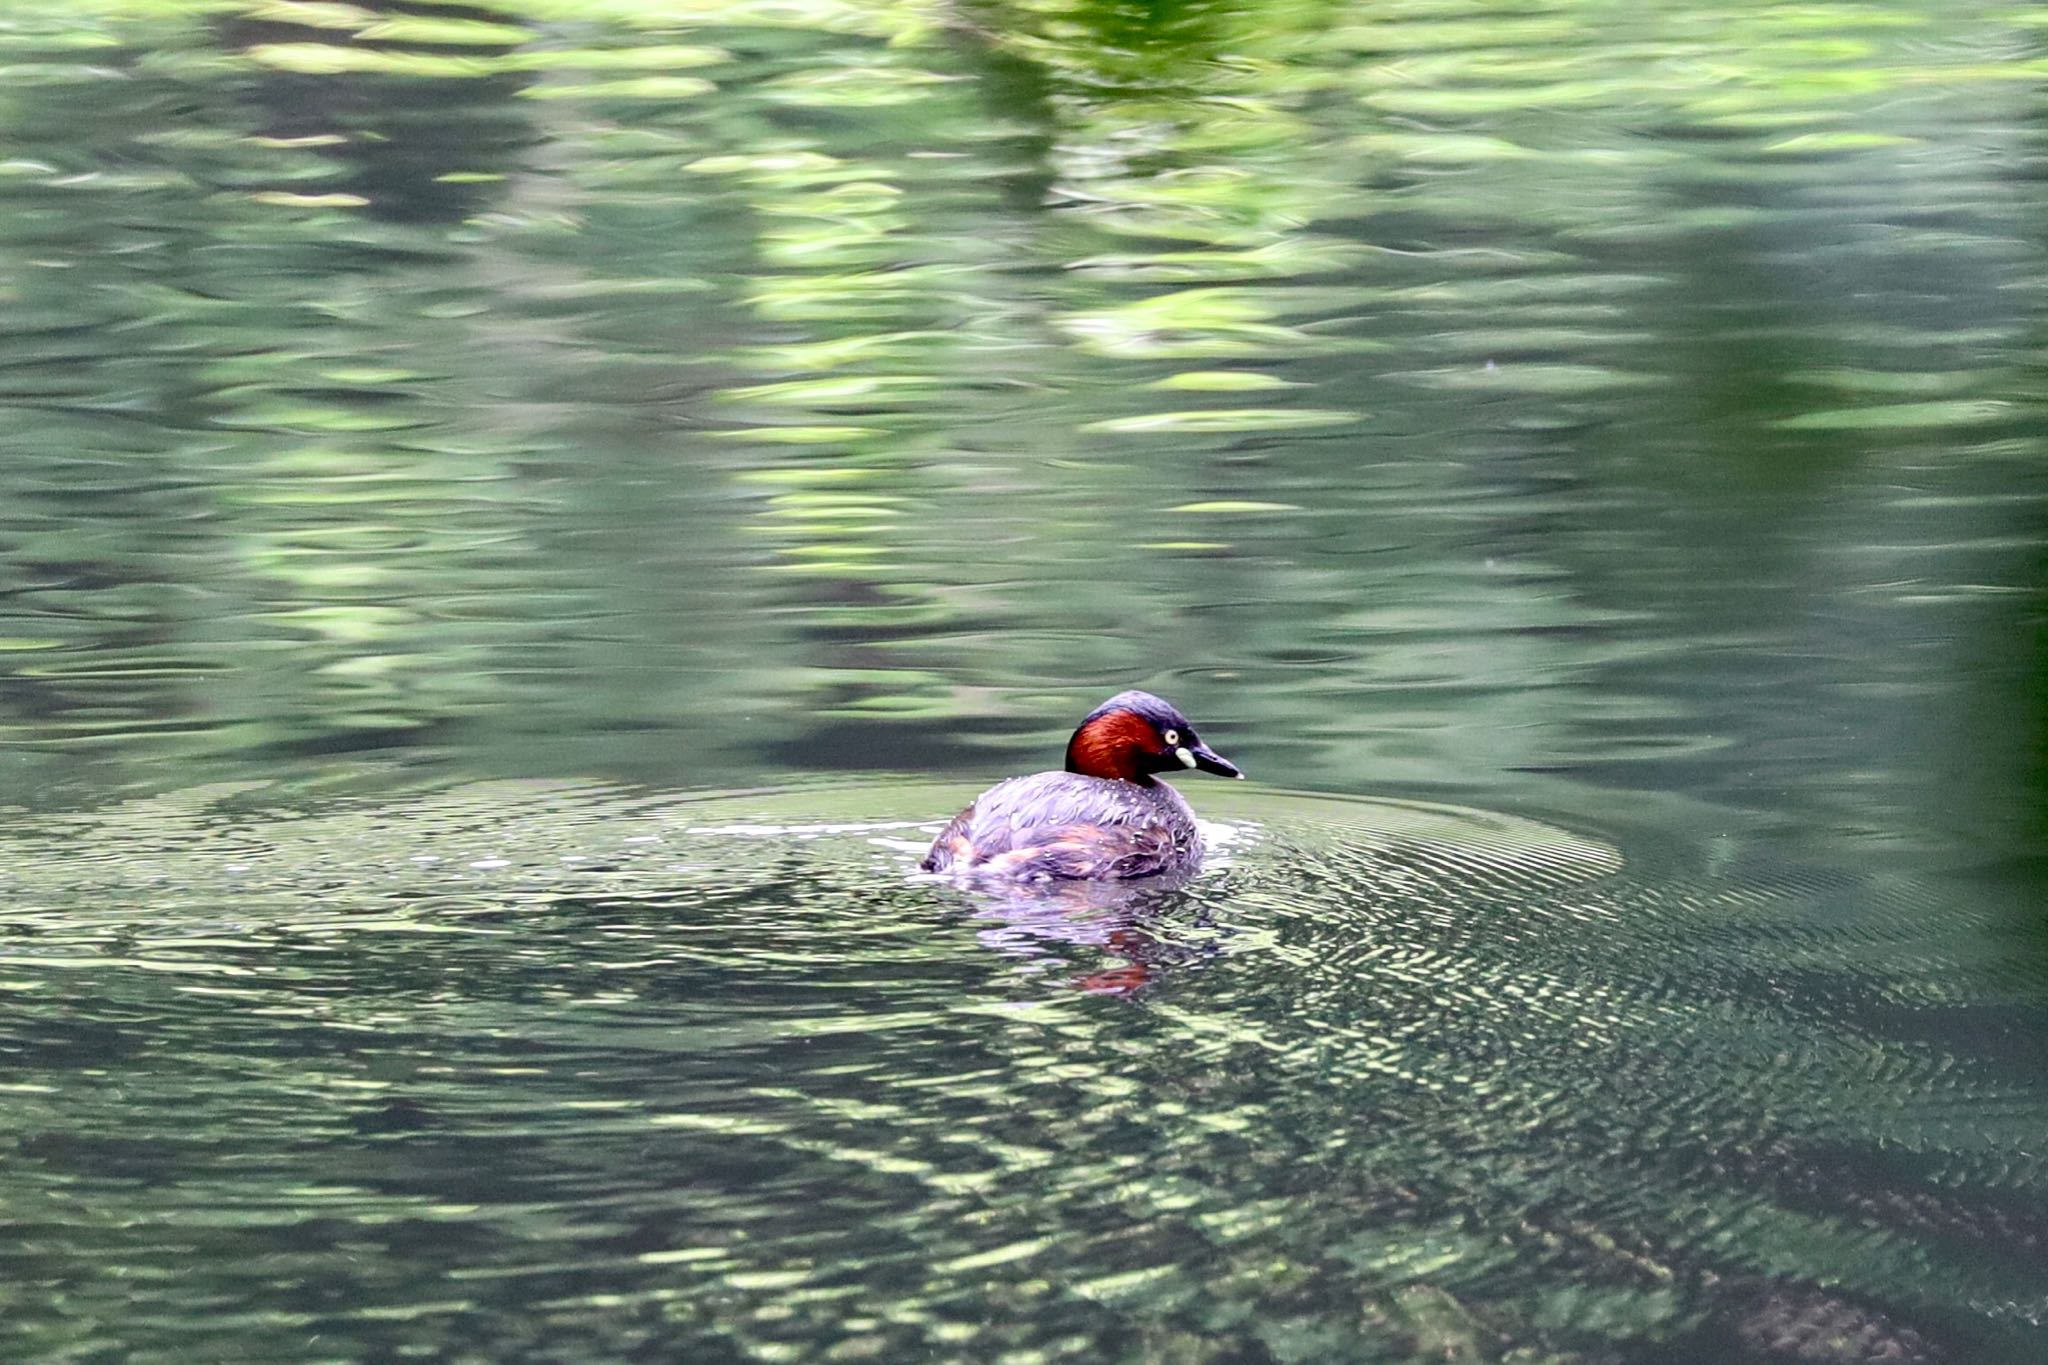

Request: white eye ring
left=1162, top=728, right=1179, bottom=745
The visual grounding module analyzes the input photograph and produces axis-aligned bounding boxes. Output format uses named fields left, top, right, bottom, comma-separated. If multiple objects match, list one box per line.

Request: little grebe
left=921, top=690, right=1242, bottom=881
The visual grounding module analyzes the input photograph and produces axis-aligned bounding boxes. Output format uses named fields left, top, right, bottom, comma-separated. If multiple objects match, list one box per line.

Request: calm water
left=3, top=0, right=2047, bottom=1360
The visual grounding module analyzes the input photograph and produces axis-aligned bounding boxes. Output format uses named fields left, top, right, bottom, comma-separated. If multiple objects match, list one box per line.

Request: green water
left=2, top=0, right=2047, bottom=1360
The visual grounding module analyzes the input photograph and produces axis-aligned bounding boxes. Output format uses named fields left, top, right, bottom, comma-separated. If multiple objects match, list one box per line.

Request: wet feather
left=921, top=771, right=1201, bottom=880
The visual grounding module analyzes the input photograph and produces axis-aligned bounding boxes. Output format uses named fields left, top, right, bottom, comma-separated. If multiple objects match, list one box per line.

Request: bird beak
left=1187, top=741, right=1243, bottom=779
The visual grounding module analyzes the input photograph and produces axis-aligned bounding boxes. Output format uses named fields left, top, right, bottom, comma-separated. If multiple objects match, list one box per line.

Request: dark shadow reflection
left=218, top=1, right=536, bottom=226
left=949, top=869, right=1231, bottom=997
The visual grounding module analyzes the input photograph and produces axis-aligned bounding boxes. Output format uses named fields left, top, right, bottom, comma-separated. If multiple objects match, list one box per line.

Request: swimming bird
left=921, top=690, right=1242, bottom=881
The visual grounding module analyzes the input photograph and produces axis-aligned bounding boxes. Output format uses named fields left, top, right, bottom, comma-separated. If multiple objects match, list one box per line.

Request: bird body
left=922, top=689, right=1241, bottom=882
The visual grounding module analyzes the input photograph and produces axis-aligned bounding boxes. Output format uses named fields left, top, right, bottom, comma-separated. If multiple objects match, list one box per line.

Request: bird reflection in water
left=955, top=869, right=1230, bottom=997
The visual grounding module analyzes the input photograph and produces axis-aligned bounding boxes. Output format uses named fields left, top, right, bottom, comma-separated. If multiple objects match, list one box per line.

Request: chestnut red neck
left=1063, top=709, right=1157, bottom=784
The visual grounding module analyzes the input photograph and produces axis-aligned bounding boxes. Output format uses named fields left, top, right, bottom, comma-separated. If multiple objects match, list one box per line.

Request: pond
left=1, top=0, right=2046, bottom=1360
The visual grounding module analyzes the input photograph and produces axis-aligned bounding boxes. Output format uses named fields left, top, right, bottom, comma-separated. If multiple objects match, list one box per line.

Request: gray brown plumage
left=922, top=690, right=1241, bottom=882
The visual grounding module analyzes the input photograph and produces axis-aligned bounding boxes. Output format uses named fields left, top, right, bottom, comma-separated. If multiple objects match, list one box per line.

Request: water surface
left=2, top=0, right=2047, bottom=1359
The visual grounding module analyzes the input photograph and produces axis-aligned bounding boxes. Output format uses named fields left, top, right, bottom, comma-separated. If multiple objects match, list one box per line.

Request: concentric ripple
left=0, top=781, right=2040, bottom=1362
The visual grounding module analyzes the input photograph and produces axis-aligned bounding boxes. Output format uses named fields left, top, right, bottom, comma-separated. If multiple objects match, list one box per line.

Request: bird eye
left=1163, top=728, right=1180, bottom=745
